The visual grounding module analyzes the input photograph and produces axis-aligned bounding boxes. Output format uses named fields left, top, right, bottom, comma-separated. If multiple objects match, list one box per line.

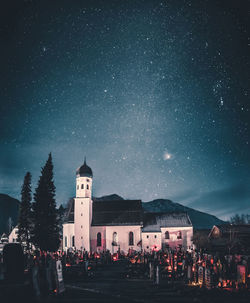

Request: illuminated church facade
left=63, top=160, right=193, bottom=253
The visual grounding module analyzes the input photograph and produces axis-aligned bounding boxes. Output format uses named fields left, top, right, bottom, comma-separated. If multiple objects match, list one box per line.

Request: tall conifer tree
left=31, top=153, right=60, bottom=251
left=17, top=172, right=32, bottom=249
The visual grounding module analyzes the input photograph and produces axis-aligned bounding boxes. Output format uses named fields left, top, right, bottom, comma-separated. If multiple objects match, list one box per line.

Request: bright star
left=163, top=151, right=172, bottom=160
left=220, top=97, right=224, bottom=106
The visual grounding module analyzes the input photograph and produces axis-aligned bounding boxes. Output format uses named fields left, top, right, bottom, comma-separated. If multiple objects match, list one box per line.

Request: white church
left=63, top=160, right=193, bottom=253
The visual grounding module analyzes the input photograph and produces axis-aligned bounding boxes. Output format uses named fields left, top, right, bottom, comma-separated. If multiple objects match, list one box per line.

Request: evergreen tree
left=31, top=153, right=60, bottom=251
left=57, top=204, right=66, bottom=239
left=7, top=217, right=13, bottom=235
left=230, top=213, right=250, bottom=224
left=230, top=213, right=249, bottom=224
left=17, top=172, right=32, bottom=249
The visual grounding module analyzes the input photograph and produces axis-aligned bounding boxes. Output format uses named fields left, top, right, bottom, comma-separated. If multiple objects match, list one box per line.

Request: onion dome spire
left=76, top=156, right=93, bottom=178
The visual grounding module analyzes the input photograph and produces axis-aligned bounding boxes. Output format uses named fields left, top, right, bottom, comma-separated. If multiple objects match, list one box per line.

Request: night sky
left=0, top=0, right=249, bottom=220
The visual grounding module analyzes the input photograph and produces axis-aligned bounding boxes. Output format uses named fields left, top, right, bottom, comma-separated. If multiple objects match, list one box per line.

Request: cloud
left=170, top=189, right=198, bottom=203
left=186, top=183, right=250, bottom=220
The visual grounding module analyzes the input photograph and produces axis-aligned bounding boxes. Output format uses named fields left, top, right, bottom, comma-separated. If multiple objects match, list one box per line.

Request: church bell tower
left=74, top=157, right=93, bottom=251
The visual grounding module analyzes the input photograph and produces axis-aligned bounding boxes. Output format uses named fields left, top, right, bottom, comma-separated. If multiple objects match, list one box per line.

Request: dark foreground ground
left=1, top=260, right=250, bottom=303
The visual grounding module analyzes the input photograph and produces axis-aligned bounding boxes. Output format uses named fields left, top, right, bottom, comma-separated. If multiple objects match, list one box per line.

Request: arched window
left=129, top=232, right=134, bottom=245
left=87, top=184, right=89, bottom=190
left=65, top=236, right=67, bottom=247
left=165, top=231, right=169, bottom=239
left=81, top=184, right=84, bottom=189
left=113, top=232, right=118, bottom=245
left=177, top=231, right=182, bottom=239
left=97, top=232, right=102, bottom=247
left=72, top=236, right=75, bottom=247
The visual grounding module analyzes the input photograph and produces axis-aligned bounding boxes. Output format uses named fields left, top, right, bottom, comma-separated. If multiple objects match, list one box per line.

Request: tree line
left=17, top=153, right=61, bottom=252
left=230, top=214, right=250, bottom=224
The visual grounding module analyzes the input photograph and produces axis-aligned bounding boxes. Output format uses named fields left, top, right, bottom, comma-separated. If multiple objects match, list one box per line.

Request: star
left=220, top=97, right=224, bottom=106
left=1, top=0, right=249, bottom=220
left=163, top=151, right=172, bottom=160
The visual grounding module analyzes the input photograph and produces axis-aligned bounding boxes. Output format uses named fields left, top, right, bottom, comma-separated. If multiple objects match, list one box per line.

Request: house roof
left=91, top=200, right=143, bottom=226
left=142, top=212, right=192, bottom=232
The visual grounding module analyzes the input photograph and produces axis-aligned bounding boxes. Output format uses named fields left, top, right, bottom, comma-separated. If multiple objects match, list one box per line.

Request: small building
left=209, top=224, right=250, bottom=254
left=8, top=227, right=19, bottom=243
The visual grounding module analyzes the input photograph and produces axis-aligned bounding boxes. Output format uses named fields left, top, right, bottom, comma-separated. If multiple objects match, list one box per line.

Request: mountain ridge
left=0, top=193, right=225, bottom=234
left=95, top=194, right=226, bottom=229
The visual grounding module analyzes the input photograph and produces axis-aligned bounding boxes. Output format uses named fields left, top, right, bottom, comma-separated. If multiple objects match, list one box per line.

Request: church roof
left=142, top=212, right=192, bottom=232
left=91, top=200, right=143, bottom=226
left=64, top=199, right=193, bottom=229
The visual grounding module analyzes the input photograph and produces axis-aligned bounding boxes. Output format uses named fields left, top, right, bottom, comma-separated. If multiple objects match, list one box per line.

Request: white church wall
left=142, top=232, right=162, bottom=252
left=74, top=197, right=92, bottom=251
left=106, top=225, right=142, bottom=254
left=63, top=223, right=74, bottom=251
left=161, top=226, right=193, bottom=251
left=76, top=176, right=92, bottom=198
left=90, top=226, right=106, bottom=252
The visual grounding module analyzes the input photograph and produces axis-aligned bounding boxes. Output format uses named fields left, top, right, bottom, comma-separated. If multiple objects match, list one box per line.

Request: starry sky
left=0, top=0, right=249, bottom=220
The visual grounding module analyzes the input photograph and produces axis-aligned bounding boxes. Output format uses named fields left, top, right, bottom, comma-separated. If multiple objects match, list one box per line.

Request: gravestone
left=3, top=243, right=24, bottom=282
left=56, top=260, right=65, bottom=294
